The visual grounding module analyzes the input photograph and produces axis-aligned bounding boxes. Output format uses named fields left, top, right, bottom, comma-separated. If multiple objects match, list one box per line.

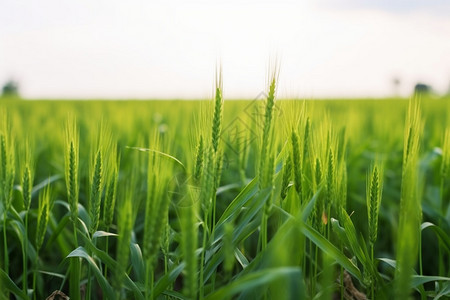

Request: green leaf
left=331, top=218, right=347, bottom=245
left=92, top=230, right=118, bottom=239
left=66, top=247, right=115, bottom=300
left=162, top=289, right=188, bottom=300
left=331, top=211, right=377, bottom=285
left=205, top=267, right=304, bottom=300
left=8, top=206, right=23, bottom=223
left=376, top=258, right=447, bottom=290
left=231, top=188, right=271, bottom=244
left=0, top=268, right=29, bottom=300
left=300, top=188, right=322, bottom=222
left=130, top=243, right=145, bottom=283
left=411, top=275, right=450, bottom=288
left=235, top=247, right=249, bottom=269
left=126, top=146, right=185, bottom=169
left=340, top=210, right=367, bottom=265
left=434, top=282, right=450, bottom=299
left=31, top=175, right=62, bottom=197
left=233, top=193, right=317, bottom=285
left=421, top=222, right=450, bottom=252
left=203, top=189, right=270, bottom=282
left=54, top=200, right=90, bottom=229
left=77, top=233, right=144, bottom=299
left=378, top=257, right=396, bottom=269
left=77, top=217, right=90, bottom=237
left=215, top=177, right=258, bottom=229
left=38, top=270, right=66, bottom=280
left=44, top=214, right=70, bottom=252
left=153, top=263, right=185, bottom=296
left=233, top=215, right=305, bottom=287
left=217, top=183, right=241, bottom=195
left=10, top=220, right=37, bottom=262
left=301, top=222, right=363, bottom=282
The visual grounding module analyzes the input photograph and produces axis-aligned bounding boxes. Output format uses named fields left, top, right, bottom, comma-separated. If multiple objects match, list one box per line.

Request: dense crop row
left=0, top=83, right=449, bottom=299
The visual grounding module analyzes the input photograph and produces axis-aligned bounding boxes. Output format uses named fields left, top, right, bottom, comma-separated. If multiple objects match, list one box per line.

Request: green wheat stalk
left=212, top=87, right=223, bottom=154
left=89, top=149, right=103, bottom=234
left=20, top=140, right=34, bottom=295
left=64, top=119, right=79, bottom=224
left=194, top=134, right=204, bottom=182
left=395, top=98, right=423, bottom=299
left=64, top=117, right=80, bottom=300
left=114, top=191, right=134, bottom=299
left=291, top=130, right=303, bottom=201
left=280, top=154, right=292, bottom=200
left=366, top=163, right=383, bottom=299
left=103, top=165, right=118, bottom=229
left=0, top=124, right=15, bottom=280
left=181, top=192, right=198, bottom=300
left=258, top=73, right=277, bottom=252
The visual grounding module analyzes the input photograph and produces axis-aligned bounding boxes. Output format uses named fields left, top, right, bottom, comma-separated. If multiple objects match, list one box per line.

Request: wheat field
left=0, top=80, right=449, bottom=299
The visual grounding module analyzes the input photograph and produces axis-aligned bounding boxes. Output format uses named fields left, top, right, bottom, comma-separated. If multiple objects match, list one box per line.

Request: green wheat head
left=143, top=133, right=174, bottom=268
left=291, top=130, right=302, bottom=199
left=22, top=165, right=32, bottom=211
left=211, top=68, right=223, bottom=154
left=103, top=134, right=119, bottom=229
left=200, top=146, right=214, bottom=212
left=280, top=154, right=292, bottom=200
left=0, top=117, right=15, bottom=212
left=326, top=148, right=335, bottom=211
left=89, top=149, right=103, bottom=234
left=259, top=75, right=277, bottom=190
left=64, top=118, right=79, bottom=223
left=103, top=164, right=118, bottom=229
left=314, top=157, right=324, bottom=232
left=0, top=134, right=6, bottom=186
left=19, top=139, right=34, bottom=211
left=395, top=97, right=423, bottom=299
left=366, top=164, right=383, bottom=246
left=303, top=117, right=311, bottom=163
left=193, top=134, right=204, bottom=182
left=36, top=185, right=52, bottom=252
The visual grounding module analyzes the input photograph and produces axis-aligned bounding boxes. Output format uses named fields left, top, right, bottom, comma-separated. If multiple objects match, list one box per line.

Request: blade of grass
left=205, top=267, right=303, bottom=300
left=0, top=268, right=29, bottom=300
left=67, top=247, right=115, bottom=300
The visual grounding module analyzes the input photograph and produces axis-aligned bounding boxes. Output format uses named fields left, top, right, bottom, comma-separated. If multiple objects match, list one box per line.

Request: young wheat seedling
left=366, top=163, right=383, bottom=298
left=258, top=72, right=277, bottom=251
left=143, top=137, right=173, bottom=299
left=280, top=154, right=292, bottom=201
left=438, top=128, right=450, bottom=276
left=114, top=190, right=134, bottom=299
left=33, top=185, right=52, bottom=299
left=0, top=116, right=15, bottom=281
left=89, top=149, right=103, bottom=235
left=64, top=117, right=81, bottom=300
left=395, top=98, right=423, bottom=299
left=194, top=135, right=204, bottom=182
left=181, top=191, right=198, bottom=300
left=291, top=130, right=303, bottom=202
left=20, top=141, right=34, bottom=295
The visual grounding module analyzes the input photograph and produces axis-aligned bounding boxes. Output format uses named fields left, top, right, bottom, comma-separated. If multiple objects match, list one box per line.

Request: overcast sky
left=1, top=0, right=449, bottom=99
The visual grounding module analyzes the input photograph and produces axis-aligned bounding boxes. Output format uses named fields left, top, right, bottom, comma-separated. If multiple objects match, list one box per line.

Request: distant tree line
left=1, top=80, right=20, bottom=97
left=414, top=83, right=431, bottom=95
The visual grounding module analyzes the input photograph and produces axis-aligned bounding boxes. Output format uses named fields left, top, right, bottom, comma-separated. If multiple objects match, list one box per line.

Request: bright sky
left=1, top=0, right=449, bottom=99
